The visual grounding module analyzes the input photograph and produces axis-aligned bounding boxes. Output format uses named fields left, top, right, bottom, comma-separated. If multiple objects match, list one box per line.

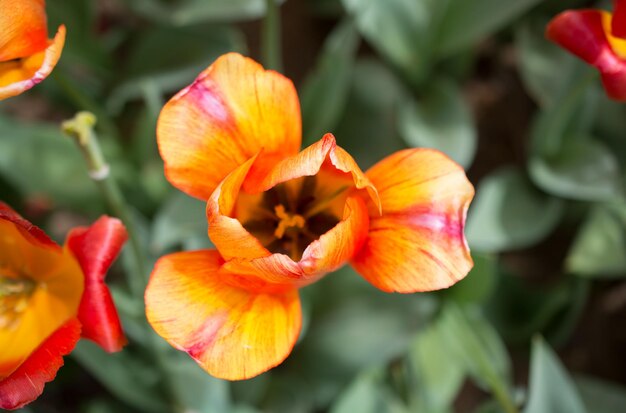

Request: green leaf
left=47, top=0, right=114, bottom=77
left=516, top=18, right=579, bottom=108
left=330, top=369, right=408, bottom=413
left=473, top=401, right=506, bottom=413
left=445, top=253, right=497, bottom=304
left=265, top=267, right=436, bottom=409
left=528, top=138, right=623, bottom=202
left=341, top=0, right=434, bottom=81
left=151, top=192, right=210, bottom=254
left=0, top=116, right=131, bottom=212
left=465, top=168, right=564, bottom=252
left=486, top=271, right=589, bottom=345
left=108, top=25, right=245, bottom=113
left=575, top=376, right=626, bottom=413
left=436, top=0, right=543, bottom=56
left=529, top=63, right=597, bottom=158
left=439, top=305, right=512, bottom=393
left=333, top=59, right=406, bottom=169
left=524, top=338, right=587, bottom=413
left=593, top=98, right=626, bottom=165
left=165, top=352, right=231, bottom=413
left=82, top=399, right=136, bottom=413
left=398, top=79, right=477, bottom=168
left=129, top=0, right=285, bottom=24
left=301, top=20, right=360, bottom=144
left=72, top=342, right=169, bottom=412
left=408, top=321, right=466, bottom=412
left=230, top=406, right=263, bottom=413
left=307, top=0, right=344, bottom=17
left=566, top=203, right=626, bottom=277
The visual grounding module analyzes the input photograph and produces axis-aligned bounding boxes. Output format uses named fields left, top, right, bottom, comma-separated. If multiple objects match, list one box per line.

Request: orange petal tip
left=0, top=25, right=66, bottom=100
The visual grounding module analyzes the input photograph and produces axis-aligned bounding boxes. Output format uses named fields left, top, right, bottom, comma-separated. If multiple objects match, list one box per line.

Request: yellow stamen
left=274, top=205, right=306, bottom=239
left=0, top=271, right=36, bottom=330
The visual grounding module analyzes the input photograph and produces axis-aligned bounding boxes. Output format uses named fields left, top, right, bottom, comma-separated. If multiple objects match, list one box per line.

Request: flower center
left=274, top=205, right=306, bottom=239
left=0, top=269, right=36, bottom=330
left=238, top=176, right=346, bottom=261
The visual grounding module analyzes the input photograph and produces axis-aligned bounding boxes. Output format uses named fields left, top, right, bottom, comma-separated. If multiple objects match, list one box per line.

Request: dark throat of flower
left=239, top=176, right=348, bottom=262
left=0, top=269, right=37, bottom=330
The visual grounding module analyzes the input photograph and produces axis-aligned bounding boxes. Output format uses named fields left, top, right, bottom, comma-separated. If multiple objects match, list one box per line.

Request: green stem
left=491, top=380, right=519, bottom=413
left=61, top=112, right=146, bottom=297
left=63, top=112, right=184, bottom=412
left=262, top=0, right=282, bottom=71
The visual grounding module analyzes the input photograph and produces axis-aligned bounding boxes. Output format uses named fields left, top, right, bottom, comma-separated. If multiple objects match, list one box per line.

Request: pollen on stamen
left=238, top=176, right=343, bottom=261
left=0, top=273, right=37, bottom=330
left=274, top=205, right=306, bottom=239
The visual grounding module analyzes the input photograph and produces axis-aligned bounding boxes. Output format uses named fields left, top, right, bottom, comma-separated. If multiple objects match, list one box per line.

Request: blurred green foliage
left=2, top=0, right=626, bottom=412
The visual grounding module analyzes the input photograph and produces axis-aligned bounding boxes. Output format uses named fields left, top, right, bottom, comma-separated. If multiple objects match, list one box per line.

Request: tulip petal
left=0, top=25, right=66, bottom=101
left=613, top=0, right=626, bottom=38
left=0, top=0, right=48, bottom=62
left=351, top=149, right=474, bottom=293
left=0, top=318, right=81, bottom=410
left=547, top=10, right=609, bottom=64
left=145, top=250, right=302, bottom=380
left=0, top=205, right=83, bottom=378
left=547, top=10, right=626, bottom=100
left=66, top=216, right=128, bottom=353
left=244, top=134, right=378, bottom=204
left=207, top=154, right=270, bottom=261
left=0, top=202, right=58, bottom=250
left=157, top=52, right=302, bottom=200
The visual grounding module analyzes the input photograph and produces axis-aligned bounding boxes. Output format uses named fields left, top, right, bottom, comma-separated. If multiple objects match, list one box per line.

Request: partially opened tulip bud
left=0, top=203, right=127, bottom=410
left=0, top=0, right=66, bottom=100
left=547, top=0, right=626, bottom=100
left=146, top=53, right=475, bottom=381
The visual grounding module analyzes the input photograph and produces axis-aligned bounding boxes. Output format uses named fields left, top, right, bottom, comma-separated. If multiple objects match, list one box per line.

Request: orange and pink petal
left=351, top=149, right=474, bottom=293
left=0, top=25, right=66, bottom=101
left=145, top=250, right=302, bottom=380
left=66, top=216, right=128, bottom=353
left=157, top=52, right=302, bottom=200
left=0, top=0, right=48, bottom=62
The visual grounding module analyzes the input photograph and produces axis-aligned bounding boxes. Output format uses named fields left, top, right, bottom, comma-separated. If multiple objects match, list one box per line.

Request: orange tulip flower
left=547, top=0, right=626, bottom=100
left=0, top=203, right=127, bottom=410
left=145, top=53, right=474, bottom=380
left=0, top=0, right=66, bottom=100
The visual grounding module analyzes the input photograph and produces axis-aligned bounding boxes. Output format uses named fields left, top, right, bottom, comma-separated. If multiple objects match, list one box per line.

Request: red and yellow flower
left=145, top=53, right=474, bottom=380
left=547, top=0, right=626, bottom=100
left=0, top=203, right=127, bottom=410
left=0, top=0, right=66, bottom=100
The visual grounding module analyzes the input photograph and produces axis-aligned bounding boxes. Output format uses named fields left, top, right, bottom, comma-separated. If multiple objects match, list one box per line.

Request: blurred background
left=2, top=0, right=626, bottom=412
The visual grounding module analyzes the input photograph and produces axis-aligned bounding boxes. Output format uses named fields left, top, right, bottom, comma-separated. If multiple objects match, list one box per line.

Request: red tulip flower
left=547, top=0, right=626, bottom=100
left=0, top=203, right=127, bottom=410
left=0, top=0, right=65, bottom=100
left=145, top=53, right=475, bottom=380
